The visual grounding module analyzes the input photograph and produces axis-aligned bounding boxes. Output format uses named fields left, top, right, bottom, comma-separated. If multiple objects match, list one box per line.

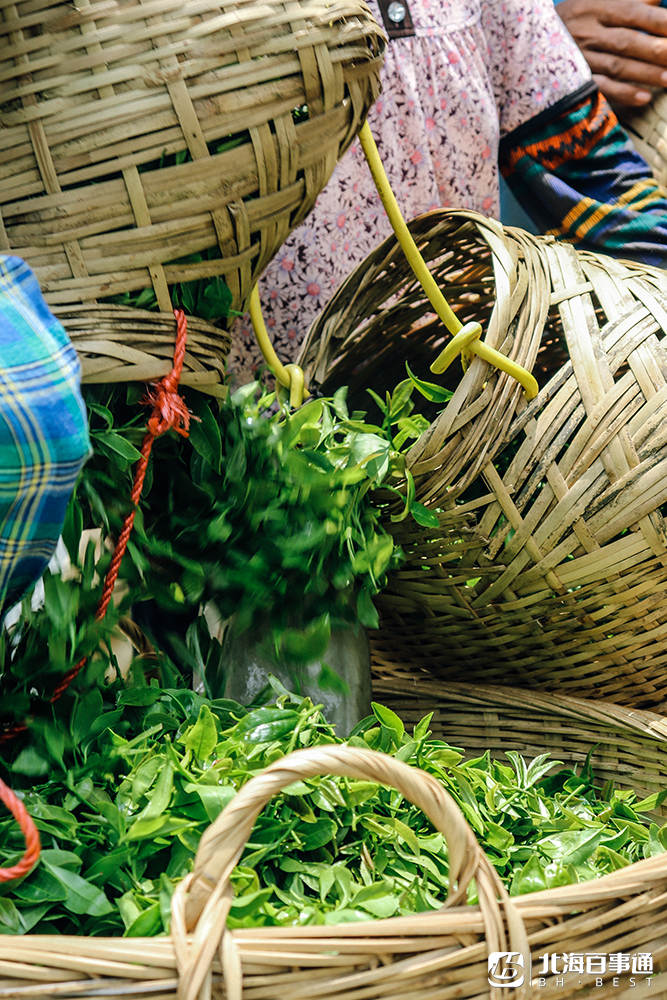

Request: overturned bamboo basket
left=299, top=208, right=667, bottom=711
left=0, top=706, right=667, bottom=1000
left=0, top=0, right=385, bottom=358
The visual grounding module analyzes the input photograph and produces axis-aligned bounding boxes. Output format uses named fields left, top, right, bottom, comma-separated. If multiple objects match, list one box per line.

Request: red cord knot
left=144, top=383, right=191, bottom=438
left=143, top=309, right=192, bottom=439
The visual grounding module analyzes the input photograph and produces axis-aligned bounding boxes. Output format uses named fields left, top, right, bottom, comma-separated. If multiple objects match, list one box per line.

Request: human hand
left=557, top=0, right=667, bottom=106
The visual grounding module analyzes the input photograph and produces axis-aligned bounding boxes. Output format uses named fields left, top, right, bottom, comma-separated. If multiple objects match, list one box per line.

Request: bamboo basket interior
left=373, top=678, right=667, bottom=809
left=0, top=690, right=667, bottom=1000
left=0, top=0, right=385, bottom=351
left=298, top=208, right=667, bottom=711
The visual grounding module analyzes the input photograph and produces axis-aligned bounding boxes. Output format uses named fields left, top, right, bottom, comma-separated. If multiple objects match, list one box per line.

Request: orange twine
left=0, top=309, right=191, bottom=884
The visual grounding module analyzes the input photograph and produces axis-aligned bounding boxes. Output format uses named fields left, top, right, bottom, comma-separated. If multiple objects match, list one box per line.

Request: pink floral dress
left=228, top=0, right=590, bottom=383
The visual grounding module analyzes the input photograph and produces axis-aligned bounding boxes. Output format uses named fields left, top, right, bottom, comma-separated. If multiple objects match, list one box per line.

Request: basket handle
left=170, top=744, right=530, bottom=1000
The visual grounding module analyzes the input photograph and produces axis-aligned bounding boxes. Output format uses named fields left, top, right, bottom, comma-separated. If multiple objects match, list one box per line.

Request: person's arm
left=556, top=0, right=667, bottom=107
left=499, top=82, right=667, bottom=268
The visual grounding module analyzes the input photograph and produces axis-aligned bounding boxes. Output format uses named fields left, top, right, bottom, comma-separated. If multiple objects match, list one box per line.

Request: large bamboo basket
left=298, top=209, right=667, bottom=711
left=1, top=692, right=667, bottom=1000
left=0, top=0, right=385, bottom=343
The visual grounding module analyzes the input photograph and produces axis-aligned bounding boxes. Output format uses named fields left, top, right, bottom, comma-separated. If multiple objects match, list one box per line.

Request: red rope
left=0, top=777, right=41, bottom=884
left=0, top=309, right=191, bottom=884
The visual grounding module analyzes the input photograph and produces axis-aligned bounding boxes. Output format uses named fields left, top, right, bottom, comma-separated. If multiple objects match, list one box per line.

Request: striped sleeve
left=499, top=81, right=667, bottom=268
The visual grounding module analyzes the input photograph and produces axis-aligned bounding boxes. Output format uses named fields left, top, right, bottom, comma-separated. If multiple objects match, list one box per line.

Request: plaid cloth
left=0, top=256, right=90, bottom=614
left=500, top=82, right=667, bottom=269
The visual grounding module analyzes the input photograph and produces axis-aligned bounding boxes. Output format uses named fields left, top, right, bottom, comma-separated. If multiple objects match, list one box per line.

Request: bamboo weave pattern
left=54, top=304, right=230, bottom=394
left=299, top=209, right=667, bottom=710
left=0, top=0, right=385, bottom=357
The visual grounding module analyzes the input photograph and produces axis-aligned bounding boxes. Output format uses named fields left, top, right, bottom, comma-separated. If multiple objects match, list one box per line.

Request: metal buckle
left=376, top=0, right=415, bottom=39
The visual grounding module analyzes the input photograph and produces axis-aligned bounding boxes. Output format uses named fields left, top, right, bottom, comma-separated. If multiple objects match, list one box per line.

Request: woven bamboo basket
left=54, top=304, right=229, bottom=396
left=1, top=692, right=667, bottom=1000
left=0, top=0, right=385, bottom=338
left=298, top=208, right=667, bottom=710
left=618, top=96, right=667, bottom=188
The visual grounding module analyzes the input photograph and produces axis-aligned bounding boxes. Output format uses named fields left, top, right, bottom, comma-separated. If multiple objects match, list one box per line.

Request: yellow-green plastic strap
left=358, top=121, right=538, bottom=402
left=432, top=322, right=539, bottom=401
left=249, top=285, right=308, bottom=407
left=359, top=122, right=462, bottom=337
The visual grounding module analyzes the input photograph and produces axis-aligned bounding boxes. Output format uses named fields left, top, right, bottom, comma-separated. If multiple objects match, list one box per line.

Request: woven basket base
left=1, top=0, right=384, bottom=330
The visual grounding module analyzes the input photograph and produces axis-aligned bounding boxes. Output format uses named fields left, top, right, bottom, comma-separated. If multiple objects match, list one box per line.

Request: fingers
left=586, top=24, right=667, bottom=66
left=585, top=44, right=667, bottom=87
left=592, top=74, right=654, bottom=106
left=603, top=1, right=667, bottom=37
left=555, top=0, right=667, bottom=105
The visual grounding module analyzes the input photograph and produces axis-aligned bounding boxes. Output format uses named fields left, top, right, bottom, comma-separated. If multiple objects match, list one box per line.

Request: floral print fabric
left=228, top=0, right=591, bottom=383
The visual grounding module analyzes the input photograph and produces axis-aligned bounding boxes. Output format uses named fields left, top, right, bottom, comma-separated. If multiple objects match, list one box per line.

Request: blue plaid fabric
left=0, top=256, right=90, bottom=613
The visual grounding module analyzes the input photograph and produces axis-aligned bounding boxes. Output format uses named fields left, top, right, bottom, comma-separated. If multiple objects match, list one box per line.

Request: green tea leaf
left=353, top=887, right=399, bottom=918
left=234, top=708, right=302, bottom=744
left=42, top=863, right=113, bottom=916
left=12, top=748, right=50, bottom=777
left=410, top=502, right=440, bottom=528
left=0, top=899, right=22, bottom=934
left=198, top=276, right=233, bottom=321
left=538, top=828, right=605, bottom=866
left=279, top=615, right=331, bottom=665
left=117, top=688, right=163, bottom=707
left=635, top=790, right=667, bottom=813
left=94, top=432, right=142, bottom=463
left=298, top=818, right=337, bottom=851
left=71, top=688, right=104, bottom=744
left=184, top=783, right=236, bottom=823
left=332, top=387, right=349, bottom=419
left=187, top=394, right=222, bottom=473
left=356, top=589, right=379, bottom=629
left=413, top=713, right=434, bottom=741
left=371, top=703, right=404, bottom=744
left=509, top=855, right=548, bottom=896
left=405, top=362, right=453, bottom=403
left=125, top=903, right=162, bottom=937
left=182, top=705, right=218, bottom=761
left=11, top=867, right=68, bottom=903
left=137, top=761, right=173, bottom=821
